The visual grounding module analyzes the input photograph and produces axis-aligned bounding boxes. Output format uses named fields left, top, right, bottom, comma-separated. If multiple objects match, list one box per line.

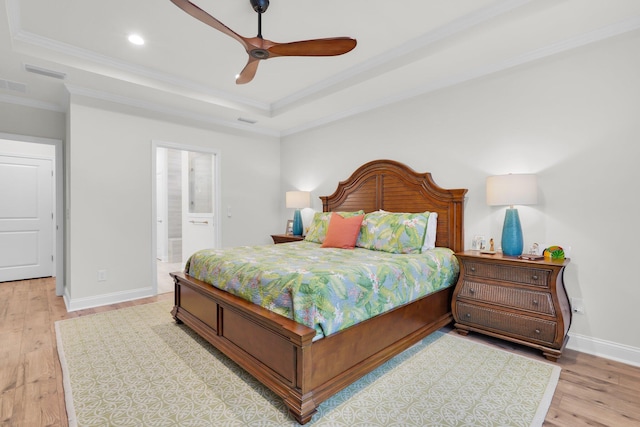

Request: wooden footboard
left=171, top=271, right=454, bottom=424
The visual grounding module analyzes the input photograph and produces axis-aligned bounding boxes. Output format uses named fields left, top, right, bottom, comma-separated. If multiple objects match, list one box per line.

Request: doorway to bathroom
left=152, top=141, right=220, bottom=294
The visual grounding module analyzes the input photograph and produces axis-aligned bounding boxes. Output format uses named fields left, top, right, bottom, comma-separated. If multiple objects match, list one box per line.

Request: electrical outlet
left=98, top=269, right=107, bottom=282
left=570, top=297, right=584, bottom=314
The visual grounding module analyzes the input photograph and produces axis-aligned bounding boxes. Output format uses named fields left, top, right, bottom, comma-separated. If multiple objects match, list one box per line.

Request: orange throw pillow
left=321, top=213, right=364, bottom=249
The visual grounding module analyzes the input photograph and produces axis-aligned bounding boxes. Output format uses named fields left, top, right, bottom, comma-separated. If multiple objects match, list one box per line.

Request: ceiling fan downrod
left=251, top=0, right=269, bottom=39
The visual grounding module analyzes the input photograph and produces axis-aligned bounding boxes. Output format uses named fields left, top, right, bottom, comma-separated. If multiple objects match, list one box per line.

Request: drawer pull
left=465, top=313, right=471, bottom=318
left=532, top=300, right=539, bottom=305
left=532, top=275, right=539, bottom=281
left=468, top=289, right=475, bottom=294
left=470, top=267, right=476, bottom=272
left=535, top=329, right=541, bottom=334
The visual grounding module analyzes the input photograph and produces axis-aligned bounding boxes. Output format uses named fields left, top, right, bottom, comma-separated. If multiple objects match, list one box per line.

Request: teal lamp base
left=501, top=208, right=523, bottom=256
left=292, top=209, right=303, bottom=236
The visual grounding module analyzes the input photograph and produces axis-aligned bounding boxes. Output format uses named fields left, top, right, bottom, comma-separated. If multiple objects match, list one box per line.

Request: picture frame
left=285, top=220, right=294, bottom=235
left=472, top=235, right=486, bottom=251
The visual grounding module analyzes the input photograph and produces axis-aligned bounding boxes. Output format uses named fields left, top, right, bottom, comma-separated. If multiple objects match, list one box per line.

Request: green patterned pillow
left=304, top=210, right=365, bottom=243
left=356, top=211, right=429, bottom=254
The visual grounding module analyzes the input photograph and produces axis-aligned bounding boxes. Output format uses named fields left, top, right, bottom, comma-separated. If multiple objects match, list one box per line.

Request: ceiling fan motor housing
left=250, top=49, right=269, bottom=59
left=251, top=0, right=269, bottom=13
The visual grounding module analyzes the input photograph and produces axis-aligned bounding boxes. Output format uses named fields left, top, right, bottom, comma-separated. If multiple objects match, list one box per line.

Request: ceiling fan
left=170, top=0, right=357, bottom=84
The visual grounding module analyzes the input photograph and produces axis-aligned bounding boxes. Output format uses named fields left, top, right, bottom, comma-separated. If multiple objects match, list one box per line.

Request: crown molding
left=5, top=0, right=535, bottom=120
left=272, top=0, right=533, bottom=116
left=7, top=0, right=269, bottom=116
left=12, top=28, right=270, bottom=114
left=5, top=0, right=20, bottom=37
left=282, top=15, right=640, bottom=137
left=5, top=0, right=640, bottom=138
left=64, top=84, right=280, bottom=137
left=0, top=93, right=64, bottom=112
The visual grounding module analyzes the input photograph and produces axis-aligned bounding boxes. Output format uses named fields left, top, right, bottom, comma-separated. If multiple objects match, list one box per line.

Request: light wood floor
left=2, top=277, right=640, bottom=426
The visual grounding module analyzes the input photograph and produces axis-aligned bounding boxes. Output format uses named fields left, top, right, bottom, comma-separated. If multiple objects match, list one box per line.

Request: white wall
left=281, top=33, right=640, bottom=364
left=65, top=96, right=280, bottom=309
left=0, top=103, right=65, bottom=141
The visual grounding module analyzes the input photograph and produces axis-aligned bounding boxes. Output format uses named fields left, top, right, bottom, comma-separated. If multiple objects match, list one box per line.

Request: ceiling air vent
left=24, top=64, right=66, bottom=80
left=0, top=78, right=27, bottom=93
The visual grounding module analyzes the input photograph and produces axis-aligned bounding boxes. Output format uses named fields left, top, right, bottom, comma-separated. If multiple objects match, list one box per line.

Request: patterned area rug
left=56, top=300, right=560, bottom=426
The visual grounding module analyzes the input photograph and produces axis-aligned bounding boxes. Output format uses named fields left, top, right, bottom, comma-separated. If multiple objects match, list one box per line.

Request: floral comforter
left=185, top=241, right=459, bottom=339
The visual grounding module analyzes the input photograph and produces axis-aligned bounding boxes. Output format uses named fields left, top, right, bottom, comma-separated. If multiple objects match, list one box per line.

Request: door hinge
left=51, top=255, right=54, bottom=262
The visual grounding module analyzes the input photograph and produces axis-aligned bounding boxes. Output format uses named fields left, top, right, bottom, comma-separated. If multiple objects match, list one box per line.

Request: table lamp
left=286, top=191, right=311, bottom=236
left=486, top=174, right=538, bottom=256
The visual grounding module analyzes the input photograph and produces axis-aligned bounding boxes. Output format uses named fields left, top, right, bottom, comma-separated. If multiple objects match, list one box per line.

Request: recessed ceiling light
left=128, top=34, right=145, bottom=46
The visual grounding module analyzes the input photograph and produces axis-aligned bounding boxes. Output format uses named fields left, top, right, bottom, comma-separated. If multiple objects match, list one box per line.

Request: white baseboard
left=567, top=332, right=640, bottom=368
left=63, top=286, right=155, bottom=312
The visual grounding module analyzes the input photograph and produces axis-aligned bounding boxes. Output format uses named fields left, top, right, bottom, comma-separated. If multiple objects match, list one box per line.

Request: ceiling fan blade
left=170, top=1, right=357, bottom=84
left=267, top=38, right=357, bottom=57
left=170, top=0, right=250, bottom=50
left=235, top=57, right=260, bottom=84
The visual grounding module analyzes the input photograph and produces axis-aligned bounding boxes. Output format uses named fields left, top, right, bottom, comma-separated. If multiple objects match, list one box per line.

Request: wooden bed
left=170, top=159, right=467, bottom=424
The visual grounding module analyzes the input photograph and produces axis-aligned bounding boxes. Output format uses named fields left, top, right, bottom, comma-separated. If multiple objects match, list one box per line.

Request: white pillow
left=422, top=212, right=438, bottom=251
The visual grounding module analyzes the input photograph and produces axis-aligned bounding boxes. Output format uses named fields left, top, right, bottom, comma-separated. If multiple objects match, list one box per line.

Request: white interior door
left=0, top=155, right=53, bottom=282
left=181, top=151, right=215, bottom=262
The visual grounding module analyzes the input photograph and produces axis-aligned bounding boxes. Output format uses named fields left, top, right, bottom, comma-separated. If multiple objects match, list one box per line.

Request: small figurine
left=489, top=238, right=494, bottom=252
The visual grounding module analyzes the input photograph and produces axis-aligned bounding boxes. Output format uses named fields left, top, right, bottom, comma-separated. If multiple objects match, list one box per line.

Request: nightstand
left=452, top=251, right=571, bottom=361
left=271, top=234, right=304, bottom=244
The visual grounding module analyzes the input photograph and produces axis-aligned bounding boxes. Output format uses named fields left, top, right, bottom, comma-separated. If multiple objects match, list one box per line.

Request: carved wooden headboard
left=321, top=159, right=467, bottom=253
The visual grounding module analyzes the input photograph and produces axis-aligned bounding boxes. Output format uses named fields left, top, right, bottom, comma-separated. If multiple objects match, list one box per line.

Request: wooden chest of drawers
left=452, top=251, right=572, bottom=361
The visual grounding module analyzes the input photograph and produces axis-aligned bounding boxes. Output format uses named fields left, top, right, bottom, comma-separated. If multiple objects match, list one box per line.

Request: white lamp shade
left=486, top=174, right=538, bottom=206
left=285, top=191, right=311, bottom=209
